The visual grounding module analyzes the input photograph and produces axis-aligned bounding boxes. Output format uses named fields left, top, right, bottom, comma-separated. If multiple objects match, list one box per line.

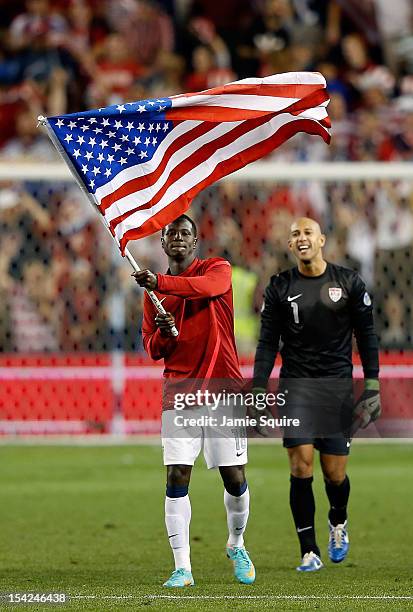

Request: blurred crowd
left=0, top=0, right=412, bottom=354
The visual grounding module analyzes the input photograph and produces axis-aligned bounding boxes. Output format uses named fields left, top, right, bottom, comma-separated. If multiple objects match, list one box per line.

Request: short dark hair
left=161, top=214, right=197, bottom=236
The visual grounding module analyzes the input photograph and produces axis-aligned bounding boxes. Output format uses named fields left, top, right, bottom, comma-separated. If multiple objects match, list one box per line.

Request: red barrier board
left=0, top=353, right=412, bottom=435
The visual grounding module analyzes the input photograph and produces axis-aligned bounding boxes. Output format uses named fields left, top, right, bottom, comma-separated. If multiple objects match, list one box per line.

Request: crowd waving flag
left=44, top=72, right=331, bottom=254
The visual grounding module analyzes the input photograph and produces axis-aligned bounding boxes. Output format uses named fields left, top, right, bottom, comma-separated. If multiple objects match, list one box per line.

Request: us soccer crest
left=329, top=287, right=342, bottom=303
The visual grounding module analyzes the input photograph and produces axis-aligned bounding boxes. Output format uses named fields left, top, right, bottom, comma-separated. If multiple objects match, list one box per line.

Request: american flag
left=48, top=72, right=331, bottom=254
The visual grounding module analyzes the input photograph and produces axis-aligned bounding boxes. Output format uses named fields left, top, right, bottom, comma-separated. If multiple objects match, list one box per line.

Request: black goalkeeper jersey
left=253, top=262, right=379, bottom=385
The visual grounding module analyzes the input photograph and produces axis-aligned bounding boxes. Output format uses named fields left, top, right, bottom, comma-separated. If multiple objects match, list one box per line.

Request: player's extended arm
left=142, top=293, right=177, bottom=360
left=350, top=276, right=381, bottom=430
left=157, top=261, right=231, bottom=299
left=350, top=276, right=379, bottom=379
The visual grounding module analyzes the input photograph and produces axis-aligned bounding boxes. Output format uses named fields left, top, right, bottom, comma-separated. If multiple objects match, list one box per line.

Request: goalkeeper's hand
left=351, top=379, right=381, bottom=434
left=248, top=387, right=273, bottom=437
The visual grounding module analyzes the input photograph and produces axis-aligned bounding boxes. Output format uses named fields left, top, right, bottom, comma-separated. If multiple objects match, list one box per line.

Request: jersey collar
left=166, top=257, right=199, bottom=277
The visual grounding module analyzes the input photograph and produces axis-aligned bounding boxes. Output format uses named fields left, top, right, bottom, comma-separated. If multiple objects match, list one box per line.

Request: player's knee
left=166, top=465, right=192, bottom=489
left=219, top=465, right=247, bottom=496
left=291, top=465, right=313, bottom=478
left=324, top=471, right=346, bottom=486
left=290, top=458, right=313, bottom=478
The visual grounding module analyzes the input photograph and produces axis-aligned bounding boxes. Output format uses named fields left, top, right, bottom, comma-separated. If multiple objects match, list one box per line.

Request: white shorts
left=161, top=405, right=248, bottom=469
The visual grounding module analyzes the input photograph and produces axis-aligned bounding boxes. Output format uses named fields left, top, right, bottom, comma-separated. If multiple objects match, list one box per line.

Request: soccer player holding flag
left=133, top=214, right=255, bottom=587
left=252, top=218, right=380, bottom=572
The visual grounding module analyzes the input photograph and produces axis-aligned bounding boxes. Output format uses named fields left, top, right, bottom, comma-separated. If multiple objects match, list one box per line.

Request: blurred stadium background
left=0, top=0, right=412, bottom=436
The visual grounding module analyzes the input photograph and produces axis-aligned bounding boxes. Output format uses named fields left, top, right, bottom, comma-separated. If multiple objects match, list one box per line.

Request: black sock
left=290, top=475, right=320, bottom=557
left=325, top=475, right=350, bottom=526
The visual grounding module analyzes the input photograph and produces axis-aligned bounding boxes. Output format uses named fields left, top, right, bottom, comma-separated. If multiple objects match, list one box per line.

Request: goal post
left=0, top=161, right=412, bottom=181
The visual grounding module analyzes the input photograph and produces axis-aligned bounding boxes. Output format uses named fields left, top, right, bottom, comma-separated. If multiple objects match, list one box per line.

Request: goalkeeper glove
left=249, top=387, right=273, bottom=437
left=352, top=379, right=381, bottom=434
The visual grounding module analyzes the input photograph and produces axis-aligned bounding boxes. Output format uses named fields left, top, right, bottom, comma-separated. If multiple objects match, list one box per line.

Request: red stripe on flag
left=286, top=89, right=329, bottom=116
left=108, top=112, right=274, bottom=232
left=166, top=106, right=270, bottom=121
left=119, top=118, right=329, bottom=252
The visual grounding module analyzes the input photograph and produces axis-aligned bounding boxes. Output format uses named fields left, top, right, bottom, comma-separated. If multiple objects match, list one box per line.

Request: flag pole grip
left=124, top=247, right=178, bottom=337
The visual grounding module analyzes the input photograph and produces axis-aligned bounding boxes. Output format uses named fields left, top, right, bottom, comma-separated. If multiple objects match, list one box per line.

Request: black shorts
left=279, top=378, right=353, bottom=453
left=283, top=435, right=351, bottom=456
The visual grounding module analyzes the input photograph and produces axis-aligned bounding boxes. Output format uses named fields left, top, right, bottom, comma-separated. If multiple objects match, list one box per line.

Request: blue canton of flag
left=50, top=98, right=173, bottom=194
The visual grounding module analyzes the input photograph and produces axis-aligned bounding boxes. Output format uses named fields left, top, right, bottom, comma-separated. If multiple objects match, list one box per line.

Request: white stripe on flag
left=298, top=106, right=329, bottom=120
left=171, top=94, right=302, bottom=112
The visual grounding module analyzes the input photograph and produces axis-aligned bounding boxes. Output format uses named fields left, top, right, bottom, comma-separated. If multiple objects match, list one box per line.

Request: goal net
left=0, top=161, right=411, bottom=435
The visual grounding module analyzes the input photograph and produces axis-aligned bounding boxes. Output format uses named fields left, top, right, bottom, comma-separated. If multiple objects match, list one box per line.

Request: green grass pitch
left=0, top=442, right=412, bottom=611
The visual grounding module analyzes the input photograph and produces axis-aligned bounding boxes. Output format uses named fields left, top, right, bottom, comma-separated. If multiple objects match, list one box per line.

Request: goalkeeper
left=252, top=217, right=380, bottom=572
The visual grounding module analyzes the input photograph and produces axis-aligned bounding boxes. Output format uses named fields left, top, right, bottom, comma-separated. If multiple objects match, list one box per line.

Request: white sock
left=165, top=495, right=191, bottom=571
left=224, top=486, right=250, bottom=548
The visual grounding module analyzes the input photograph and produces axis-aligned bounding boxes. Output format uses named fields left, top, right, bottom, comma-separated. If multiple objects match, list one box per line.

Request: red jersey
left=142, top=257, right=243, bottom=400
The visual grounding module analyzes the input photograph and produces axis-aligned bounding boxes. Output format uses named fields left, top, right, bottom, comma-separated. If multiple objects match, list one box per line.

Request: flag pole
left=37, top=115, right=178, bottom=337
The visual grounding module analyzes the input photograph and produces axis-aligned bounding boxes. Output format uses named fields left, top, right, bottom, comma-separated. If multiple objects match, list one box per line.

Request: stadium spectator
left=0, top=185, right=53, bottom=279
left=8, top=0, right=68, bottom=53
left=231, top=263, right=260, bottom=356
left=372, top=0, right=413, bottom=76
left=16, top=258, right=60, bottom=351
left=323, top=92, right=352, bottom=160
left=235, top=0, right=292, bottom=77
left=103, top=264, right=145, bottom=352
left=87, top=33, right=145, bottom=107
left=106, top=0, right=175, bottom=68
left=184, top=44, right=235, bottom=92
left=0, top=107, right=56, bottom=161
left=60, top=258, right=104, bottom=351
left=0, top=231, right=22, bottom=351
left=374, top=181, right=413, bottom=347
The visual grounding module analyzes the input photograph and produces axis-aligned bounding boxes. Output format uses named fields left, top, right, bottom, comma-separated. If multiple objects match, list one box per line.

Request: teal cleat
left=226, top=546, right=256, bottom=584
left=162, top=568, right=194, bottom=588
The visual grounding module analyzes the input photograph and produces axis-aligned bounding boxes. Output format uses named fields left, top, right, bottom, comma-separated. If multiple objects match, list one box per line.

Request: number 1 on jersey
left=290, top=301, right=300, bottom=324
